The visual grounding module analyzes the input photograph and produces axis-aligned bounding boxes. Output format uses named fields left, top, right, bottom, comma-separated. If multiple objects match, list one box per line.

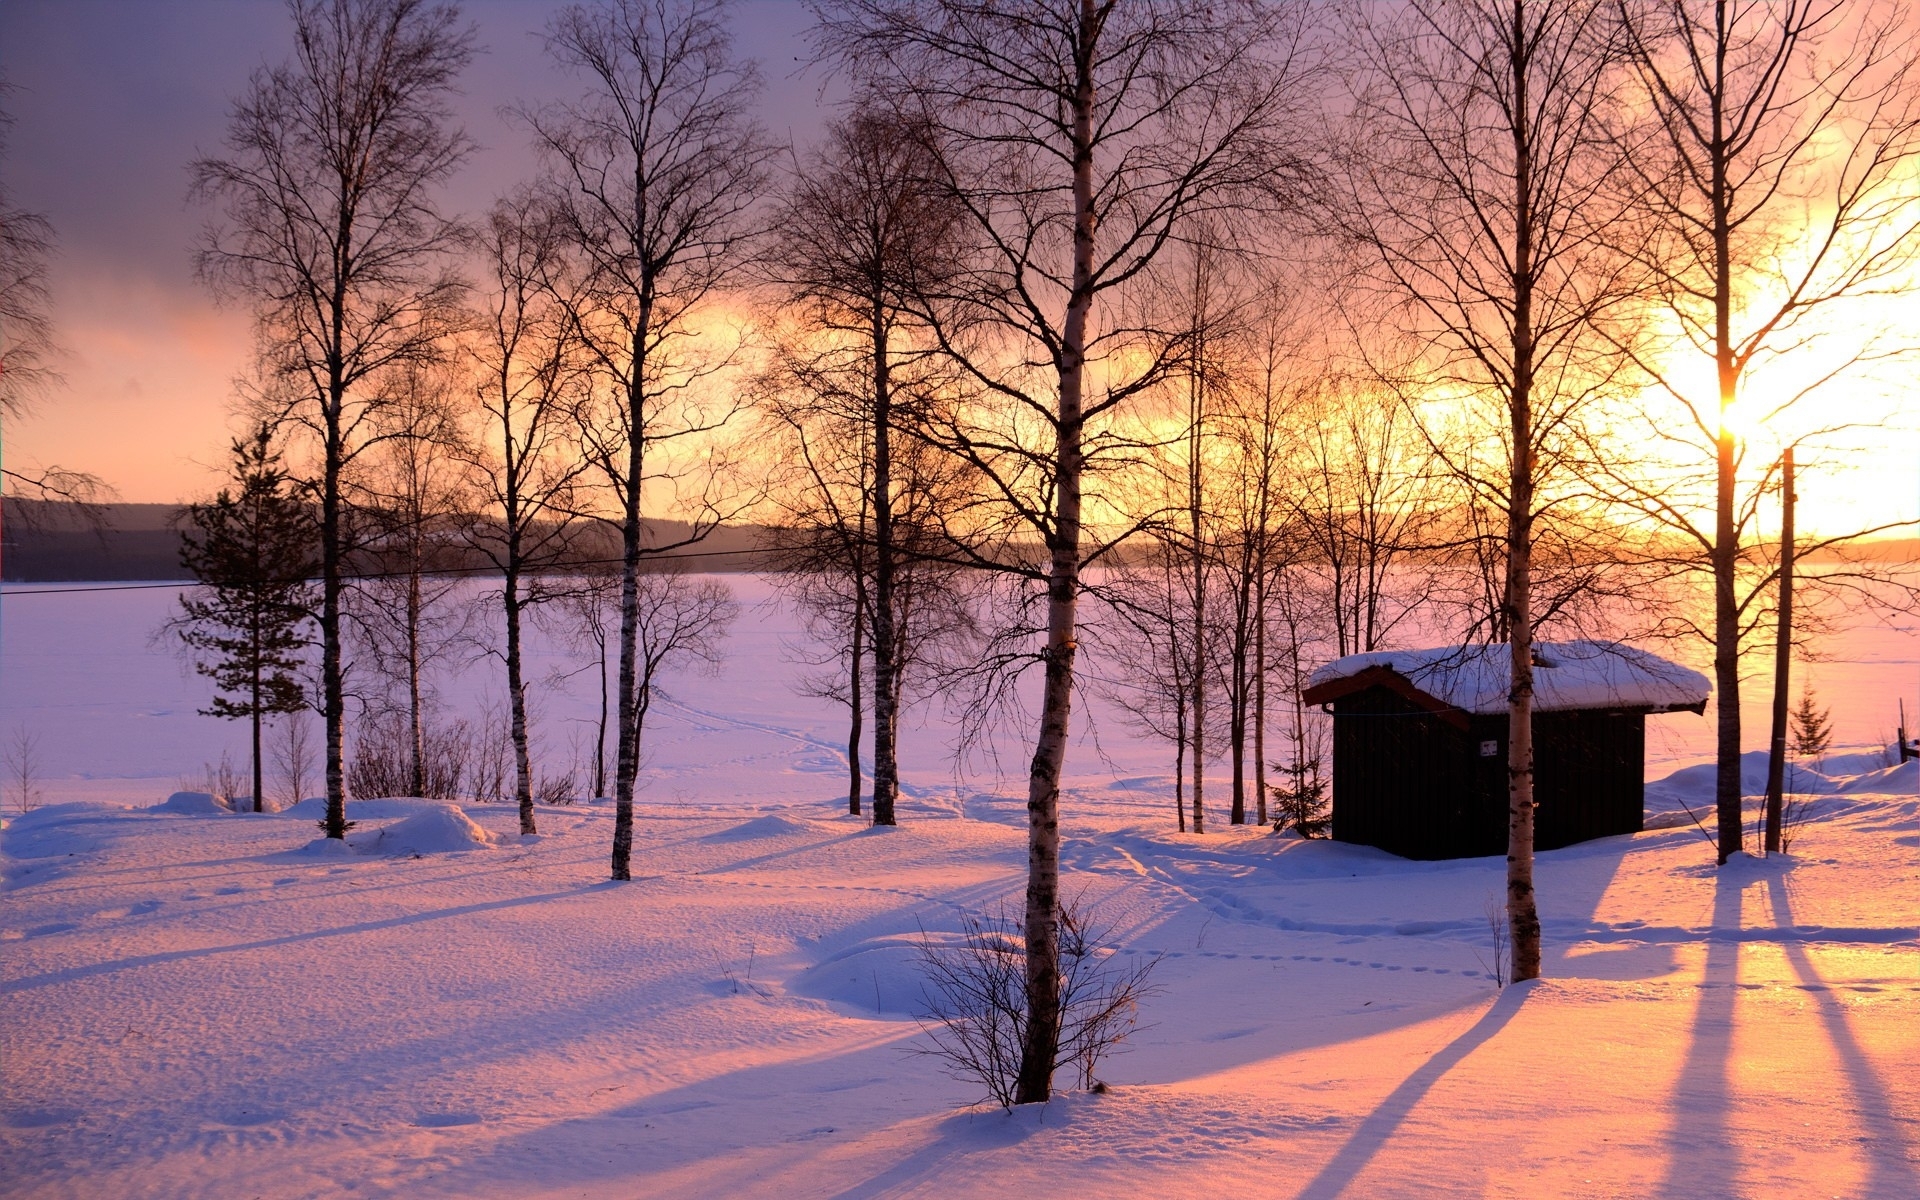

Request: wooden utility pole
left=1764, top=446, right=1795, bottom=854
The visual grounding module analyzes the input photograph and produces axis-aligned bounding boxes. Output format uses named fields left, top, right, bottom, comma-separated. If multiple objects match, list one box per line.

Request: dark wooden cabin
left=1299, top=642, right=1709, bottom=861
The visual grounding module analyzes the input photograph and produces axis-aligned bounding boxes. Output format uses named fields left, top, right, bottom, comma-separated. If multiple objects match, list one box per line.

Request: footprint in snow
left=3, top=1108, right=83, bottom=1128
left=786, top=1126, right=837, bottom=1141
left=97, top=900, right=165, bottom=919
left=412, top=1112, right=481, bottom=1128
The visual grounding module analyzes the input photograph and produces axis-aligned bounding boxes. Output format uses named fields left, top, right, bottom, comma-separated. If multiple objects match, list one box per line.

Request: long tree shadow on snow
left=1766, top=870, right=1920, bottom=1197
left=1292, top=983, right=1531, bottom=1200
left=1655, top=867, right=1743, bottom=1197
left=0, top=884, right=604, bottom=995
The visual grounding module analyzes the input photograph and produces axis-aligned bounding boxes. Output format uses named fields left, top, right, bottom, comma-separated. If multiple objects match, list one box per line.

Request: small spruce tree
left=1780, top=684, right=1834, bottom=852
left=178, top=424, right=317, bottom=812
left=1270, top=755, right=1331, bottom=839
left=1790, top=685, right=1833, bottom=768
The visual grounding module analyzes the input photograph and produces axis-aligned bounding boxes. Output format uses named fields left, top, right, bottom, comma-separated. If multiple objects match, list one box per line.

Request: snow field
left=2, top=579, right=1918, bottom=1197
left=4, top=781, right=1919, bottom=1198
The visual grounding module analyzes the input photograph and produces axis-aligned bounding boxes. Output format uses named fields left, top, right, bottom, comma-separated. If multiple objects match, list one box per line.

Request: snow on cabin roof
left=1304, top=640, right=1711, bottom=715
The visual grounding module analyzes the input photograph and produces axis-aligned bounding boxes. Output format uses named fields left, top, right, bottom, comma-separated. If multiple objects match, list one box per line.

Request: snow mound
left=1645, top=750, right=1840, bottom=803
left=704, top=814, right=816, bottom=841
left=1839, top=759, right=1918, bottom=796
left=787, top=934, right=938, bottom=1017
left=348, top=804, right=499, bottom=856
left=1645, top=752, right=1916, bottom=805
left=151, top=791, right=232, bottom=815
left=294, top=836, right=356, bottom=857
left=1818, top=747, right=1903, bottom=775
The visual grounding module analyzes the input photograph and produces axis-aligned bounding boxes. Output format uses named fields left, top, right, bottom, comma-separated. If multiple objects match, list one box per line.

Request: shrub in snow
left=347, top=713, right=510, bottom=803
left=914, top=899, right=1158, bottom=1108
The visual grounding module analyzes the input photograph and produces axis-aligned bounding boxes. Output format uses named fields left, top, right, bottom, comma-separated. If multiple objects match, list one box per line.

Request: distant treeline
left=4, top=499, right=1916, bottom=583
left=0, top=500, right=781, bottom=582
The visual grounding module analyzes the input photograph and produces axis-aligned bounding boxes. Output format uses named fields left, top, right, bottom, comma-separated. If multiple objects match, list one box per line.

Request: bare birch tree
left=0, top=83, right=55, bottom=427
left=1340, top=0, right=1644, bottom=983
left=526, top=0, right=776, bottom=879
left=1607, top=0, right=1920, bottom=863
left=348, top=362, right=471, bottom=800
left=0, top=77, right=110, bottom=558
left=1098, top=537, right=1201, bottom=831
left=458, top=190, right=594, bottom=834
left=1289, top=366, right=1444, bottom=659
left=191, top=0, right=475, bottom=839
left=762, top=105, right=966, bottom=826
left=819, top=0, right=1316, bottom=1102
left=624, top=566, right=739, bottom=774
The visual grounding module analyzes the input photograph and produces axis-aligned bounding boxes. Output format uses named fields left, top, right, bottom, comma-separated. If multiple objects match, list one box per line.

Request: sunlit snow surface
left=2, top=579, right=1918, bottom=1198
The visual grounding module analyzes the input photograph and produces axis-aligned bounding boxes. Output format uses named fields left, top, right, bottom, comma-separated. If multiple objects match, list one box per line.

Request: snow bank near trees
left=705, top=813, right=819, bottom=841
left=151, top=790, right=232, bottom=814
left=787, top=934, right=941, bottom=1017
left=343, top=804, right=498, bottom=856
left=1838, top=758, right=1918, bottom=795
left=1642, top=750, right=1918, bottom=814
left=7, top=775, right=1920, bottom=1197
left=1644, top=750, right=1828, bottom=804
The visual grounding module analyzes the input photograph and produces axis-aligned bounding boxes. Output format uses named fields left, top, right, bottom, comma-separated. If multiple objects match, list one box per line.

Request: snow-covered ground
left=3, top=580, right=1918, bottom=1198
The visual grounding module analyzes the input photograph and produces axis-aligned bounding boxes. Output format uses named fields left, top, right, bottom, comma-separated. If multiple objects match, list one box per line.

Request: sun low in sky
left=2, top=0, right=1915, bottom=541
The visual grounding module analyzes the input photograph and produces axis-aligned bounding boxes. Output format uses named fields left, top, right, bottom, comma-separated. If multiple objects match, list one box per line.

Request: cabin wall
left=1330, top=688, right=1646, bottom=860
left=1330, top=691, right=1502, bottom=859
left=1534, top=710, right=1645, bottom=849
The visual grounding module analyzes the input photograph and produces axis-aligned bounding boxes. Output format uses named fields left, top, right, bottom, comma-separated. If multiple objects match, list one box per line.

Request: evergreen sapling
left=178, top=424, right=316, bottom=813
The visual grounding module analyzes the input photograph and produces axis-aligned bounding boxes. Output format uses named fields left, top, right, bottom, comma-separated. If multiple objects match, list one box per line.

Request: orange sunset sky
left=3, top=0, right=1915, bottom=538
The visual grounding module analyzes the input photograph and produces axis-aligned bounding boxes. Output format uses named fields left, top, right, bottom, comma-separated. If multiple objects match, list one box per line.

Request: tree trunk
left=1229, top=548, right=1250, bottom=826
left=870, top=310, right=900, bottom=827
left=611, top=355, right=646, bottom=881
left=1014, top=0, right=1096, bottom=1103
left=407, top=553, right=426, bottom=798
left=1709, top=64, right=1744, bottom=866
left=1174, top=697, right=1187, bottom=833
left=1764, top=447, right=1794, bottom=853
left=506, top=552, right=536, bottom=835
left=251, top=641, right=264, bottom=814
left=1253, top=541, right=1268, bottom=827
left=322, top=390, right=348, bottom=839
left=1506, top=458, right=1541, bottom=984
left=847, top=592, right=865, bottom=816
left=1189, top=376, right=1207, bottom=837
left=1505, top=3, right=1541, bottom=984
left=594, top=629, right=609, bottom=799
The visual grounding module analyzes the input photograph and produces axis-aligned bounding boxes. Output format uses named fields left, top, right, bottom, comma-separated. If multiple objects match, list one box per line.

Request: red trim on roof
left=1300, top=665, right=1471, bottom=730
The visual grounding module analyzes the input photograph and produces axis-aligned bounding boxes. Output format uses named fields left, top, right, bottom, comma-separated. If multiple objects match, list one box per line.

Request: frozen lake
left=1, top=574, right=1915, bottom=811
